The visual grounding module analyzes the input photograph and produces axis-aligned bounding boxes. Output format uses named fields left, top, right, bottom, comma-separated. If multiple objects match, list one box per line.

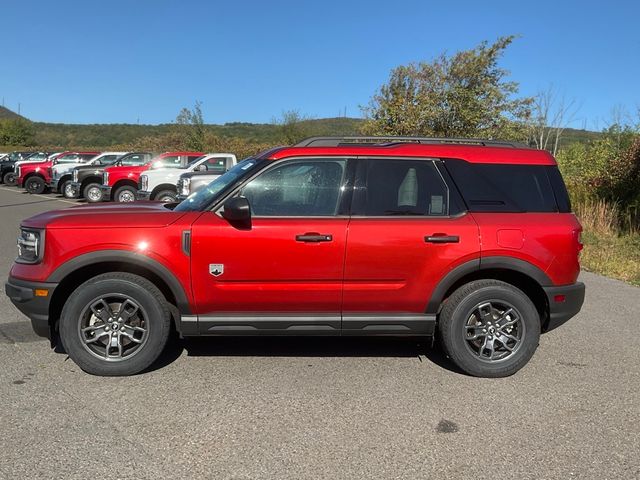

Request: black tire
left=83, top=182, right=103, bottom=202
left=3, top=171, right=16, bottom=186
left=114, top=185, right=136, bottom=203
left=58, top=179, right=71, bottom=197
left=154, top=189, right=177, bottom=203
left=438, top=280, right=541, bottom=378
left=25, top=176, right=46, bottom=194
left=59, top=272, right=171, bottom=376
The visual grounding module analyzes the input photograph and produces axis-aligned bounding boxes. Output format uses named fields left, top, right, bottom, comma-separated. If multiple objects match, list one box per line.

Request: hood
left=105, top=165, right=147, bottom=174
left=22, top=202, right=189, bottom=230
left=20, top=160, right=52, bottom=170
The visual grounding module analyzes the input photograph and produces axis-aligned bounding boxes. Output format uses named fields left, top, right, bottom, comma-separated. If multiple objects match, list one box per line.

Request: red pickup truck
left=98, top=152, right=203, bottom=203
left=17, top=152, right=100, bottom=194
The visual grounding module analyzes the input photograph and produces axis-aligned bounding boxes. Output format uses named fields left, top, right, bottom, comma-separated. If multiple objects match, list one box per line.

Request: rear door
left=190, top=157, right=353, bottom=334
left=342, top=158, right=480, bottom=334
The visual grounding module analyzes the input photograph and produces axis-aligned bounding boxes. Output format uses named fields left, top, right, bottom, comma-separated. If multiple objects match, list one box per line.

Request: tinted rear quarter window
left=445, top=160, right=559, bottom=213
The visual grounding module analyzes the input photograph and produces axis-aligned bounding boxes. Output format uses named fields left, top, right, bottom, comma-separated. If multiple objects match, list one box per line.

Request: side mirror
left=196, top=163, right=207, bottom=172
left=222, top=196, right=251, bottom=226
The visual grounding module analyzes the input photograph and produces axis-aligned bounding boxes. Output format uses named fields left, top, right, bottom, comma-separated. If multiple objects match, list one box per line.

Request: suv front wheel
left=59, top=273, right=171, bottom=376
left=115, top=185, right=136, bottom=203
left=438, top=280, right=541, bottom=378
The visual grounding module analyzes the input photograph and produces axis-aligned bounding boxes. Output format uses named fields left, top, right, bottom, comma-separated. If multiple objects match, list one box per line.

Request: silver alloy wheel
left=463, top=300, right=525, bottom=363
left=64, top=183, right=75, bottom=198
left=78, top=294, right=149, bottom=362
left=118, top=190, right=135, bottom=202
left=159, top=194, right=175, bottom=203
left=87, top=186, right=102, bottom=202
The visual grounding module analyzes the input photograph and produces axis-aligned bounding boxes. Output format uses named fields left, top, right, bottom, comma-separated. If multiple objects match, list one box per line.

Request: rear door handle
left=296, top=233, right=333, bottom=243
left=424, top=235, right=460, bottom=244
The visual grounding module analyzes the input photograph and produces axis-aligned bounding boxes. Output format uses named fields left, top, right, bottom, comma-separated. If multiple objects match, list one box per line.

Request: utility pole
left=18, top=102, right=21, bottom=115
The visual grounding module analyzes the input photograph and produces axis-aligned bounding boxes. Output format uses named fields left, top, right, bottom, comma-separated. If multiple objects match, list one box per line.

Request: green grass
left=580, top=230, right=640, bottom=286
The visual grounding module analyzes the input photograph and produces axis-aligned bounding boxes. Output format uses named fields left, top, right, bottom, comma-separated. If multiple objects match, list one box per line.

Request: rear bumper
left=136, top=190, right=152, bottom=201
left=99, top=185, right=112, bottom=201
left=5, top=276, right=58, bottom=339
left=543, top=282, right=585, bottom=332
left=67, top=182, right=81, bottom=198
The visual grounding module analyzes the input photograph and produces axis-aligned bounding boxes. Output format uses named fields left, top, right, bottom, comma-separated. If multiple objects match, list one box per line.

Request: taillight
left=573, top=228, right=584, bottom=252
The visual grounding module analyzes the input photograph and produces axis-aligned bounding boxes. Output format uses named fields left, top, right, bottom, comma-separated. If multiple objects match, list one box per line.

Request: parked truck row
left=0, top=150, right=237, bottom=203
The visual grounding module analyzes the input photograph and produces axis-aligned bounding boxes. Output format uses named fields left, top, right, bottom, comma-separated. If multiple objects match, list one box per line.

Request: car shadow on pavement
left=145, top=335, right=466, bottom=375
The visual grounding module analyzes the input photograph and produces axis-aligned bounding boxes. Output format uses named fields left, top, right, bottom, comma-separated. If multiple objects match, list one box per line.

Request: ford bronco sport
left=5, top=137, right=585, bottom=377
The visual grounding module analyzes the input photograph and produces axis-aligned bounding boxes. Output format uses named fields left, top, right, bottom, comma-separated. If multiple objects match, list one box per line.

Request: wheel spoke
left=90, top=299, right=113, bottom=323
left=495, top=335, right=514, bottom=352
left=81, top=325, right=109, bottom=344
left=117, top=299, right=140, bottom=323
left=121, top=325, right=145, bottom=343
left=465, top=324, right=486, bottom=340
left=476, top=302, right=493, bottom=323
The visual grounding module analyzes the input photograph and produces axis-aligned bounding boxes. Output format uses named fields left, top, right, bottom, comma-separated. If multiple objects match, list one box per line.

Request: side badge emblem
left=209, top=264, right=224, bottom=277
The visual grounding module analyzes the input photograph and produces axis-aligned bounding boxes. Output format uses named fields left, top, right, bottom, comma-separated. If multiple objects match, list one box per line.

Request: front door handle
left=296, top=233, right=333, bottom=243
left=425, top=234, right=460, bottom=244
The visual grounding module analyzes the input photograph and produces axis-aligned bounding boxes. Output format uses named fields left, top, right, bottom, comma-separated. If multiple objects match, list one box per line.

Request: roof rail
left=294, top=136, right=529, bottom=149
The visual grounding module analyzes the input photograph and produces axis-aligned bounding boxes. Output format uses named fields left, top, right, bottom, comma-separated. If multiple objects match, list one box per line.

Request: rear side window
left=445, top=160, right=558, bottom=213
left=121, top=154, right=149, bottom=166
left=353, top=159, right=449, bottom=216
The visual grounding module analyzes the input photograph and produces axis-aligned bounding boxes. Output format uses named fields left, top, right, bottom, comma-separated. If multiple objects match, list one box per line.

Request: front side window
left=353, top=159, right=449, bottom=216
left=240, top=159, right=346, bottom=217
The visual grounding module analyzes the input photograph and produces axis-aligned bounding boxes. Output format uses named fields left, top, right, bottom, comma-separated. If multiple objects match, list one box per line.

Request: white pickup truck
left=136, top=153, right=237, bottom=202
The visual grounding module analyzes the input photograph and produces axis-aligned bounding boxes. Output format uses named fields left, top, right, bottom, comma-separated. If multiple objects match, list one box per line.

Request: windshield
left=174, top=158, right=262, bottom=212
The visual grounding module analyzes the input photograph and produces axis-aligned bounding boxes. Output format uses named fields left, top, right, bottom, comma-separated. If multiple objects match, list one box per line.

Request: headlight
left=17, top=228, right=43, bottom=264
left=140, top=174, right=148, bottom=191
left=103, top=171, right=109, bottom=184
left=179, top=178, right=190, bottom=196
left=73, top=169, right=78, bottom=182
left=16, top=166, right=21, bottom=177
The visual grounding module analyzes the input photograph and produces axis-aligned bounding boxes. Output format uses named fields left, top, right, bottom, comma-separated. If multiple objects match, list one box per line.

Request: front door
left=190, top=157, right=351, bottom=334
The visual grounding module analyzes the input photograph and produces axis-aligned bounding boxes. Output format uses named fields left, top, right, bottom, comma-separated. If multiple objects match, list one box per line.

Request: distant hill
left=29, top=116, right=601, bottom=149
left=32, top=117, right=365, bottom=147
left=0, top=106, right=28, bottom=121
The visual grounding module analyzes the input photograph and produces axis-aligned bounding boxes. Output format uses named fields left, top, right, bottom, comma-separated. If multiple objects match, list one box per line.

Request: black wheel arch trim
left=426, top=256, right=552, bottom=314
left=47, top=250, right=192, bottom=314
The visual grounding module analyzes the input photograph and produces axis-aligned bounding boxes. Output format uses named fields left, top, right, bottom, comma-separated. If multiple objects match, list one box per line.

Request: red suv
left=5, top=137, right=585, bottom=377
left=98, top=151, right=203, bottom=203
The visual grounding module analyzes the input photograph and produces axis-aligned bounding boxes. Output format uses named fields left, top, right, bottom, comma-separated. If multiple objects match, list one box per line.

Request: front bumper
left=48, top=180, right=60, bottom=193
left=99, top=185, right=112, bottom=201
left=5, top=276, right=58, bottom=339
left=136, top=190, right=152, bottom=201
left=543, top=281, right=585, bottom=331
left=16, top=177, right=24, bottom=187
left=67, top=182, right=81, bottom=198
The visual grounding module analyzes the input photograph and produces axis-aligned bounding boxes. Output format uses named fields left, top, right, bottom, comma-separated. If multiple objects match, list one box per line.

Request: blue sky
left=1, top=0, right=638, bottom=128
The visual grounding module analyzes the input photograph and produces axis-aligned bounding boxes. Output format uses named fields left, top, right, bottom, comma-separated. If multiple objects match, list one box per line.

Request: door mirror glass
left=222, top=196, right=251, bottom=224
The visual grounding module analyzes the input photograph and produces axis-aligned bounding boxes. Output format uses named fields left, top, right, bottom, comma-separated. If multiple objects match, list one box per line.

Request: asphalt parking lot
left=0, top=186, right=638, bottom=480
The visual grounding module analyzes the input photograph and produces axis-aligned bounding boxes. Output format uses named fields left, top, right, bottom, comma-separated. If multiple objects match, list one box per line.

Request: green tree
left=272, top=110, right=311, bottom=145
left=361, top=36, right=532, bottom=139
left=0, top=119, right=35, bottom=146
left=175, top=101, right=206, bottom=151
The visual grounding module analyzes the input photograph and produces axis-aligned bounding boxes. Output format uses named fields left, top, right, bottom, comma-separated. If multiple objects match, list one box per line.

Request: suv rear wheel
left=115, top=185, right=136, bottom=203
left=25, top=176, right=46, bottom=194
left=59, top=273, right=171, bottom=376
left=83, top=182, right=103, bottom=202
left=438, top=280, right=541, bottom=378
